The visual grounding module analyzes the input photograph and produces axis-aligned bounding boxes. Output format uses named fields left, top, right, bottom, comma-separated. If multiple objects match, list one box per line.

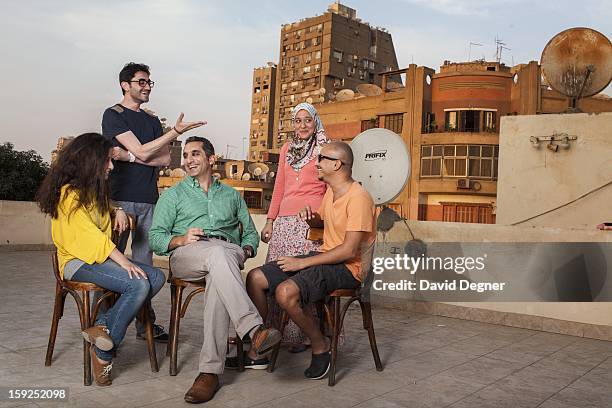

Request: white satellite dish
left=242, top=173, right=251, bottom=181
left=350, top=128, right=410, bottom=205
left=248, top=162, right=269, bottom=180
left=356, top=83, right=383, bottom=97
left=319, top=87, right=326, bottom=95
left=306, top=97, right=313, bottom=104
left=336, top=89, right=355, bottom=101
left=269, top=171, right=276, bottom=178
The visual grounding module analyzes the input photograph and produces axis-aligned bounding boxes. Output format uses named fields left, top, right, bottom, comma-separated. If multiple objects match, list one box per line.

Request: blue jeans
left=71, top=259, right=165, bottom=361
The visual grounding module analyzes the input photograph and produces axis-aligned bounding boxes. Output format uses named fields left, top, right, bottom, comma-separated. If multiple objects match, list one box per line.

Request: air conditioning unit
left=347, top=71, right=352, bottom=76
left=456, top=178, right=471, bottom=189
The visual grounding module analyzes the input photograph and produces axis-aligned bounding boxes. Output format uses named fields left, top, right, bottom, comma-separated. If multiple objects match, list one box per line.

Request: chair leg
left=236, top=336, right=244, bottom=372
left=142, top=302, right=159, bottom=372
left=166, top=283, right=177, bottom=357
left=45, top=283, right=66, bottom=366
left=359, top=300, right=382, bottom=372
left=82, top=290, right=92, bottom=386
left=169, top=285, right=183, bottom=376
left=267, top=310, right=289, bottom=373
left=328, top=297, right=341, bottom=386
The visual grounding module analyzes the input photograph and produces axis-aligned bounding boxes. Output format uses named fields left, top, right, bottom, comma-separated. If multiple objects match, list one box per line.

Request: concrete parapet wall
left=375, top=219, right=612, bottom=339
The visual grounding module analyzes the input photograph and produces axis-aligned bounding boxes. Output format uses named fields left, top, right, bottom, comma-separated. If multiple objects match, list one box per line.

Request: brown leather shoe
left=82, top=326, right=114, bottom=351
left=184, top=373, right=220, bottom=404
left=90, top=347, right=112, bottom=386
left=250, top=326, right=282, bottom=355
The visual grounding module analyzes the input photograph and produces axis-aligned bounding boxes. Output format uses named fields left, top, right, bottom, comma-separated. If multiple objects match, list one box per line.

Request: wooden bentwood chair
left=44, top=216, right=159, bottom=385
left=266, top=227, right=383, bottom=386
left=166, top=264, right=245, bottom=376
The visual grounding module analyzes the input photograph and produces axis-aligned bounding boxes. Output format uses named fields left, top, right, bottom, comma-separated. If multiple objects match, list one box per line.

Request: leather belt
left=199, top=234, right=231, bottom=243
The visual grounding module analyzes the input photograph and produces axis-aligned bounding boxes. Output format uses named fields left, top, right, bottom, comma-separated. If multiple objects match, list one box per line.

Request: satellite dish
left=319, top=87, right=326, bottom=95
left=319, top=96, right=325, bottom=103
left=170, top=168, right=186, bottom=177
left=306, top=97, right=313, bottom=104
left=356, top=83, right=383, bottom=96
left=336, top=89, right=355, bottom=101
left=248, top=162, right=269, bottom=180
left=351, top=128, right=410, bottom=205
left=212, top=172, right=222, bottom=179
left=158, top=170, right=164, bottom=176
left=386, top=81, right=402, bottom=90
left=540, top=27, right=612, bottom=111
left=242, top=173, right=251, bottom=181
left=269, top=171, right=276, bottom=178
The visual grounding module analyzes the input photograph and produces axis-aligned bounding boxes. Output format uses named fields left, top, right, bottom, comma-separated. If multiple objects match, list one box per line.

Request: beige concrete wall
left=0, top=200, right=52, bottom=248
left=496, top=112, right=612, bottom=228
left=378, top=219, right=612, bottom=327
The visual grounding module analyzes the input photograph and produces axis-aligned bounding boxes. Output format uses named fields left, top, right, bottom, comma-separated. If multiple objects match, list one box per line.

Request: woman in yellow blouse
left=37, top=133, right=164, bottom=386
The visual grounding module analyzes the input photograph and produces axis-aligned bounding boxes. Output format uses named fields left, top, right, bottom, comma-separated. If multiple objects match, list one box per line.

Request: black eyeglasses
left=130, top=79, right=155, bottom=88
left=317, top=154, right=344, bottom=165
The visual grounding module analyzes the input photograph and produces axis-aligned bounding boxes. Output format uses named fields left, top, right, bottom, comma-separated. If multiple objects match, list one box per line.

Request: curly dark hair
left=119, top=62, right=150, bottom=95
left=37, top=133, right=113, bottom=219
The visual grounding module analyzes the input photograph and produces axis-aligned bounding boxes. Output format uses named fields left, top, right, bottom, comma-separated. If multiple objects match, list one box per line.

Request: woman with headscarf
left=259, top=102, right=329, bottom=353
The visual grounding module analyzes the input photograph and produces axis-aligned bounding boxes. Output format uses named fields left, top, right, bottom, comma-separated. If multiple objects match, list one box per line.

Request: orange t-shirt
left=318, top=182, right=376, bottom=281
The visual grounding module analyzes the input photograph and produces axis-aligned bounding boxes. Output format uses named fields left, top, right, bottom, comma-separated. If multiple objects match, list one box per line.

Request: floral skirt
left=266, top=216, right=321, bottom=345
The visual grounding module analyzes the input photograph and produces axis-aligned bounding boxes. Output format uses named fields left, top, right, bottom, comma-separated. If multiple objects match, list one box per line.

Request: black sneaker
left=304, top=351, right=331, bottom=380
left=225, top=351, right=269, bottom=370
left=136, top=324, right=169, bottom=343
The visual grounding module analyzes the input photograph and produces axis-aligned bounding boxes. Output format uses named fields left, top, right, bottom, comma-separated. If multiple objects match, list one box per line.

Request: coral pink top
left=267, top=142, right=327, bottom=219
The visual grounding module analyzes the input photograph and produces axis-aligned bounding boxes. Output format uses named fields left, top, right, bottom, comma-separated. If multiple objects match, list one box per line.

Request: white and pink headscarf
left=286, top=102, right=330, bottom=171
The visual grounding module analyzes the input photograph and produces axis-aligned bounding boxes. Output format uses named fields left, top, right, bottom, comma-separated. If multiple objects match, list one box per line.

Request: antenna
left=226, top=144, right=237, bottom=159
left=468, top=42, right=483, bottom=61
left=495, top=36, right=511, bottom=63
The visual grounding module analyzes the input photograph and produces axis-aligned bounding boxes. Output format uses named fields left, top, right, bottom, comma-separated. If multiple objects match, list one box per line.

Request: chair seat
left=62, top=280, right=107, bottom=292
left=168, top=277, right=206, bottom=288
left=328, top=288, right=359, bottom=297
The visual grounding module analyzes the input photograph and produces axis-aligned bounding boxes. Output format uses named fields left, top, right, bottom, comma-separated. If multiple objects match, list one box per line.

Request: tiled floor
left=1, top=250, right=611, bottom=407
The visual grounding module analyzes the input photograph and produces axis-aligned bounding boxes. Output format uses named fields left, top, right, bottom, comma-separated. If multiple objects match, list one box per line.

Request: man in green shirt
left=149, top=136, right=281, bottom=404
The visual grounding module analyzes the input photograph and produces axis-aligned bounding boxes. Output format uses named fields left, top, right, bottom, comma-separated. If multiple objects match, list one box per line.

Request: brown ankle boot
left=184, top=373, right=220, bottom=404
left=82, top=326, right=114, bottom=351
left=90, top=347, right=112, bottom=386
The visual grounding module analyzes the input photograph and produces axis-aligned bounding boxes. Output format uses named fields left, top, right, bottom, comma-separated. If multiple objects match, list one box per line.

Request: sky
left=0, top=0, right=610, bottom=163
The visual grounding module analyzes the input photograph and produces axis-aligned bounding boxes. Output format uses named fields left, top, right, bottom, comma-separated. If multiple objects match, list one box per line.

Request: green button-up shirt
left=149, top=176, right=259, bottom=256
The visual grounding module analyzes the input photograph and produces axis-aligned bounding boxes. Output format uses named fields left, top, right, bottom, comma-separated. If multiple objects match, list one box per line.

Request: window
left=420, top=144, right=498, bottom=180
left=420, top=145, right=442, bottom=177
left=445, top=111, right=458, bottom=131
left=303, top=66, right=311, bottom=74
left=315, top=50, right=321, bottom=59
left=304, top=39, right=312, bottom=48
left=361, top=117, right=379, bottom=132
left=304, top=52, right=312, bottom=63
left=253, top=87, right=261, bottom=94
left=333, top=50, right=343, bottom=62
left=442, top=203, right=494, bottom=224
left=314, top=36, right=321, bottom=46
left=484, top=111, right=496, bottom=132
left=383, top=113, right=403, bottom=134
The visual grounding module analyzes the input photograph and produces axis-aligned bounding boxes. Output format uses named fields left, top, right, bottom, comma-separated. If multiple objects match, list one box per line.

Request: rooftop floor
left=1, top=250, right=611, bottom=407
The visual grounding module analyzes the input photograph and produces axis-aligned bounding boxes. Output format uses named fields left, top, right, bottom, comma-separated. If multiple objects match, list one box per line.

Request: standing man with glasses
left=102, top=62, right=205, bottom=342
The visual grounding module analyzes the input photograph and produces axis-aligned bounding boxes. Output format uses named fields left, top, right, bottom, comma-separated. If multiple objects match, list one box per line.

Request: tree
left=0, top=142, right=49, bottom=201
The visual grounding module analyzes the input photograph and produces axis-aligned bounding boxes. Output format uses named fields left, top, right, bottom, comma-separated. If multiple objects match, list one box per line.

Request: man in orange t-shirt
left=247, top=141, right=376, bottom=380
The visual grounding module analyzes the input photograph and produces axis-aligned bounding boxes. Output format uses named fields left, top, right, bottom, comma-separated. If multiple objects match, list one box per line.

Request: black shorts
left=260, top=252, right=360, bottom=306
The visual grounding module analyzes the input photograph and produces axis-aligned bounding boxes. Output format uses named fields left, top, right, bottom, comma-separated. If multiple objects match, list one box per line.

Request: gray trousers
left=116, top=201, right=156, bottom=334
left=170, top=240, right=263, bottom=374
